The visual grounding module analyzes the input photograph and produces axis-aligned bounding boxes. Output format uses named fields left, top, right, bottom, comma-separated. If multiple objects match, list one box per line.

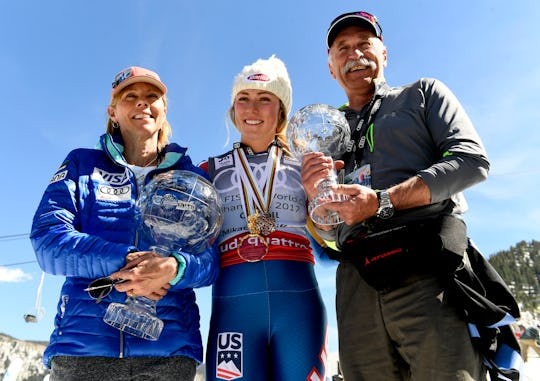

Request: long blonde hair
left=106, top=88, right=172, bottom=152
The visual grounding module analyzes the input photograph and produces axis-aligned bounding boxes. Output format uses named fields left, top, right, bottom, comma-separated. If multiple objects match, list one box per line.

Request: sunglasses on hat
left=110, top=66, right=167, bottom=96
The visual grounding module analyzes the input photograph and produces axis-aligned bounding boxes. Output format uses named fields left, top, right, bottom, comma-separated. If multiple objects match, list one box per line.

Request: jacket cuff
left=169, top=252, right=186, bottom=286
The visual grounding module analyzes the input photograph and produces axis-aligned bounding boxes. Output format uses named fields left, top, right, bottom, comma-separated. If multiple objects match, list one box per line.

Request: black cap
left=326, top=11, right=382, bottom=49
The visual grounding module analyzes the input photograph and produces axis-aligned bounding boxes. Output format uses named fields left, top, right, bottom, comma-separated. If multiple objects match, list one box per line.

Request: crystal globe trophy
left=103, top=170, right=223, bottom=340
left=287, top=104, right=351, bottom=226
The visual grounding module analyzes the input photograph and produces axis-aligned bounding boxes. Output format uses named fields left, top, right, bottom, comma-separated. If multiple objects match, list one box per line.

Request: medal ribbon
left=233, top=144, right=281, bottom=221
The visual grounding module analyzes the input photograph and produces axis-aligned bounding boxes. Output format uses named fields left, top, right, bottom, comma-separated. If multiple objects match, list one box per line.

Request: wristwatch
left=376, top=189, right=394, bottom=219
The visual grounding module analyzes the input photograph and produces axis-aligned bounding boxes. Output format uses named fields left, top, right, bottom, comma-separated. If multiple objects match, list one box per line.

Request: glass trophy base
left=308, top=190, right=347, bottom=226
left=103, top=297, right=163, bottom=341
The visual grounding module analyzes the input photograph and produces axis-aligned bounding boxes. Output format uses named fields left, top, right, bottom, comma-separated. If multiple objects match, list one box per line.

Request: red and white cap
left=231, top=55, right=292, bottom=118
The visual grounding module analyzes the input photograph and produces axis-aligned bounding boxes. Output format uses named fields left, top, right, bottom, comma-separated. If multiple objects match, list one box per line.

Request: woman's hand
left=110, top=251, right=177, bottom=301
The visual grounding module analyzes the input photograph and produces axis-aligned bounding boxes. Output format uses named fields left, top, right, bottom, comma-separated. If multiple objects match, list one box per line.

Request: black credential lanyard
left=342, top=81, right=389, bottom=174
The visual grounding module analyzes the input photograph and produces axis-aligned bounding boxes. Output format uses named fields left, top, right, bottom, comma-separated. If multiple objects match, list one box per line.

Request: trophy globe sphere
left=287, top=104, right=351, bottom=159
left=137, top=170, right=223, bottom=254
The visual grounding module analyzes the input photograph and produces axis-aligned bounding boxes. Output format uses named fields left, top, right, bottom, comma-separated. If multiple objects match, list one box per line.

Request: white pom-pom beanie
left=231, top=55, right=292, bottom=119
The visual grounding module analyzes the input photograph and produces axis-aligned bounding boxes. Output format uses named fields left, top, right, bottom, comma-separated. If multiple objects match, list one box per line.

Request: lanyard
left=343, top=80, right=389, bottom=172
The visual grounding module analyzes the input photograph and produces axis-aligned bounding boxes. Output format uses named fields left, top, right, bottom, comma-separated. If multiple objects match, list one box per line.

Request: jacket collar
left=98, top=132, right=187, bottom=169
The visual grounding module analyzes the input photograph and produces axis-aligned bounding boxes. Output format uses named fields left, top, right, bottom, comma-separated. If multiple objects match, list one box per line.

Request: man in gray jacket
left=302, top=11, right=489, bottom=380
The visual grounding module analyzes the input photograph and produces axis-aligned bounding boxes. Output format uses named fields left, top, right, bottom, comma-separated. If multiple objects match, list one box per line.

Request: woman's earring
left=112, top=121, right=120, bottom=129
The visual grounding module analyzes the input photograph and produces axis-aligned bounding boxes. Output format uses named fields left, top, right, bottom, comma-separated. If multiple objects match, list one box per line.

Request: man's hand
left=326, top=184, right=379, bottom=225
left=326, top=176, right=432, bottom=225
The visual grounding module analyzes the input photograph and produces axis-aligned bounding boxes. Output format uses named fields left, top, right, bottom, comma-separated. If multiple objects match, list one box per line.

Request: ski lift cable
left=1, top=260, right=37, bottom=267
left=0, top=233, right=36, bottom=267
left=0, top=233, right=29, bottom=241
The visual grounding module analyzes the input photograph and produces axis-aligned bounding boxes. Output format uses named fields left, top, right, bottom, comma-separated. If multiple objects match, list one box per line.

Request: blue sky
left=1, top=0, right=539, bottom=360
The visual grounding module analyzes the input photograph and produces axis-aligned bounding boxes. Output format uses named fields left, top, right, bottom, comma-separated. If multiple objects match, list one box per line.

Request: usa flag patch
left=216, top=332, right=243, bottom=380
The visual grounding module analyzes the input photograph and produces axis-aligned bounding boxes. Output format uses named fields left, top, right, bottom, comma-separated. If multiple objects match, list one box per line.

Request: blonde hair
left=106, top=88, right=172, bottom=152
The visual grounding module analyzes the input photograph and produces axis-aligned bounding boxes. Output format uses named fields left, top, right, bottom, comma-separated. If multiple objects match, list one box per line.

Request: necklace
left=143, top=154, right=159, bottom=167
left=124, top=154, right=159, bottom=167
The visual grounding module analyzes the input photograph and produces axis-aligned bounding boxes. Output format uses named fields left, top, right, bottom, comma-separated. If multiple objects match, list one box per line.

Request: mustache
left=341, top=58, right=376, bottom=75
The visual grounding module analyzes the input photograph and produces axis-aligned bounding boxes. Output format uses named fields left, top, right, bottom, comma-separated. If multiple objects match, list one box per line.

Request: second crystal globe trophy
left=287, top=104, right=351, bottom=226
left=103, top=170, right=222, bottom=340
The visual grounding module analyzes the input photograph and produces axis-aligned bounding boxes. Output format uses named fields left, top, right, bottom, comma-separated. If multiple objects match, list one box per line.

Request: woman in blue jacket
left=30, top=66, right=219, bottom=381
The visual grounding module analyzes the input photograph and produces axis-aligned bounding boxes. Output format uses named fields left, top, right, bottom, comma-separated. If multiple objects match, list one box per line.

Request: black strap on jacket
left=447, top=239, right=522, bottom=381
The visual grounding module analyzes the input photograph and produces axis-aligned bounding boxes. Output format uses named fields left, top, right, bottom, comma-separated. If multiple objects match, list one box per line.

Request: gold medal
left=247, top=213, right=261, bottom=235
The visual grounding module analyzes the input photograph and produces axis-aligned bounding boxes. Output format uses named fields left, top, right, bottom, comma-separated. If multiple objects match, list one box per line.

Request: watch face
left=377, top=207, right=394, bottom=219
left=376, top=190, right=394, bottom=219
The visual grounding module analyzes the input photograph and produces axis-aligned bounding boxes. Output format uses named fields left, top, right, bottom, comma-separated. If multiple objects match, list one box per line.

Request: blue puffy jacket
left=30, top=132, right=220, bottom=367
